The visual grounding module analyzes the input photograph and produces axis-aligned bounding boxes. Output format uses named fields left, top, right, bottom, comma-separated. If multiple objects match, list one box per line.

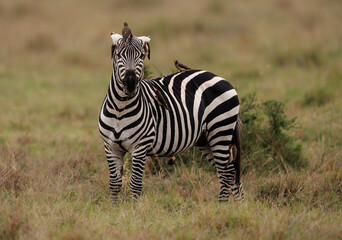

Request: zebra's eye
left=140, top=53, right=145, bottom=59
left=116, top=50, right=123, bottom=58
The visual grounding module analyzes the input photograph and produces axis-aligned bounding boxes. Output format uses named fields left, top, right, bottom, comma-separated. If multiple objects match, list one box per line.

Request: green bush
left=240, top=93, right=305, bottom=173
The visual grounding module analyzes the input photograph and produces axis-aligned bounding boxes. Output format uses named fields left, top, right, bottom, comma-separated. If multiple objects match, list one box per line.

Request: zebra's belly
left=146, top=129, right=203, bottom=157
left=146, top=144, right=192, bottom=157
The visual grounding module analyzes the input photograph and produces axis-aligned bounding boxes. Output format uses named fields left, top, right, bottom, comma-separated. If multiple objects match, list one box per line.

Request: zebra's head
left=111, top=23, right=151, bottom=96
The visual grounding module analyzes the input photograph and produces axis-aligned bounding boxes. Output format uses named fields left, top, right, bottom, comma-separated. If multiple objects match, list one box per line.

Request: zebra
left=98, top=23, right=244, bottom=202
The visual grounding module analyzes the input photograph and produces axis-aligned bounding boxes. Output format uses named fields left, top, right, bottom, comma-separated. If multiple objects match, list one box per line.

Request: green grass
left=1, top=0, right=342, bottom=239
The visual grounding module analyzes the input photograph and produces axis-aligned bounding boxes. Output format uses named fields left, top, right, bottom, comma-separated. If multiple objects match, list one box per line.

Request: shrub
left=240, top=93, right=305, bottom=173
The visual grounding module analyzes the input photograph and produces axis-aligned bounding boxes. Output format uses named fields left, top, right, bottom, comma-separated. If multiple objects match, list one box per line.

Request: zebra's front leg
left=129, top=146, right=147, bottom=201
left=105, top=146, right=125, bottom=202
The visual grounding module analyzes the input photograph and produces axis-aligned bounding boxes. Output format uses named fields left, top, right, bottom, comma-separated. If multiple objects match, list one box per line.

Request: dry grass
left=1, top=0, right=342, bottom=239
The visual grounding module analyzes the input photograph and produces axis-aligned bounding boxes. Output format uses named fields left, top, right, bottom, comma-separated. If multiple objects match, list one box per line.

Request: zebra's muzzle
left=123, top=70, right=138, bottom=95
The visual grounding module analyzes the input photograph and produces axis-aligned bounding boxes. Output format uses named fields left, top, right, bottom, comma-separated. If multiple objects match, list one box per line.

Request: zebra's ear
left=111, top=44, right=116, bottom=59
left=138, top=36, right=151, bottom=60
left=145, top=42, right=151, bottom=60
left=110, top=33, right=122, bottom=59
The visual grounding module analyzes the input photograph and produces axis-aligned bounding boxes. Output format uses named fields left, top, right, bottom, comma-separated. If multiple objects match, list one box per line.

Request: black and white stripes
left=99, top=25, right=243, bottom=202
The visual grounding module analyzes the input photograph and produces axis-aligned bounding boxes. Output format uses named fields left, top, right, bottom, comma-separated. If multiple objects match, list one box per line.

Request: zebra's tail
left=233, top=115, right=242, bottom=185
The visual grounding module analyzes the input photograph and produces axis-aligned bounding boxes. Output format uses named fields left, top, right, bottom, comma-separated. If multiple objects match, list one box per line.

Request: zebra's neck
left=107, top=70, right=141, bottom=112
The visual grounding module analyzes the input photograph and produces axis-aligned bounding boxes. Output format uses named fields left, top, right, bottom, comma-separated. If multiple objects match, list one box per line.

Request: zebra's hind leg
left=198, top=144, right=234, bottom=202
left=228, top=145, right=244, bottom=201
left=105, top=146, right=125, bottom=202
left=231, top=182, right=244, bottom=201
left=209, top=143, right=236, bottom=202
left=216, top=162, right=236, bottom=202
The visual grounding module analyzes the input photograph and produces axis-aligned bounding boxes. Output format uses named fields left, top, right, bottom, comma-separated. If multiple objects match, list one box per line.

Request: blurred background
left=0, top=0, right=342, bottom=238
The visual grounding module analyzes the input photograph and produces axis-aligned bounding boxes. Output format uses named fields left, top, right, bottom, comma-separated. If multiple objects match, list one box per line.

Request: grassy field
left=1, top=0, right=341, bottom=239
